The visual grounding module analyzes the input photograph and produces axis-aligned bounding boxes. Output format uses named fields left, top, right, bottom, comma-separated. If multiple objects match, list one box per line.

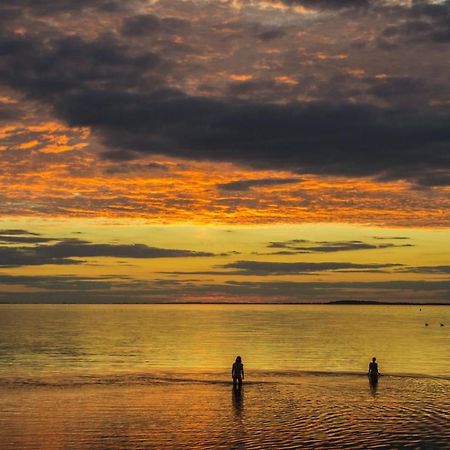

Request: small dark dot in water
left=425, top=323, right=429, bottom=326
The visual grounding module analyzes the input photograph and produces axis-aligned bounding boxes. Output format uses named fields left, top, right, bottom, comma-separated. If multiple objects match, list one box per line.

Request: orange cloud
left=344, top=68, right=365, bottom=78
left=1, top=136, right=448, bottom=227
left=275, top=76, right=298, bottom=85
left=230, top=74, right=254, bottom=81
left=18, top=140, right=40, bottom=150
left=0, top=108, right=447, bottom=228
left=314, top=52, right=348, bottom=61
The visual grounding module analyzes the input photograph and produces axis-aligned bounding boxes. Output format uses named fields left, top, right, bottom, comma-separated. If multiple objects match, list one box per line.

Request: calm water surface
left=0, top=304, right=449, bottom=377
left=0, top=304, right=449, bottom=449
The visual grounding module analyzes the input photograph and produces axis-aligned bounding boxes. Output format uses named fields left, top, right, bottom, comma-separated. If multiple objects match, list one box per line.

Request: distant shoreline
left=0, top=301, right=448, bottom=305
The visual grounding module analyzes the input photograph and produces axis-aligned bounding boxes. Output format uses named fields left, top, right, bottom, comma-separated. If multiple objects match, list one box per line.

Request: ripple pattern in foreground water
left=0, top=373, right=449, bottom=449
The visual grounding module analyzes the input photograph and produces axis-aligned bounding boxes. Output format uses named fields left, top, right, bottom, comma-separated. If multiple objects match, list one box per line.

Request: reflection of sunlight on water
left=0, top=305, right=449, bottom=378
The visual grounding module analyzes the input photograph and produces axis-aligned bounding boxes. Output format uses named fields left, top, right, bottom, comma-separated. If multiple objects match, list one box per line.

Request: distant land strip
left=0, top=301, right=448, bottom=305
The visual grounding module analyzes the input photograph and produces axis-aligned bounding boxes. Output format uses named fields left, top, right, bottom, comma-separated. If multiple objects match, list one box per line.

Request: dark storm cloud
left=104, top=161, right=172, bottom=175
left=0, top=234, right=57, bottom=244
left=272, top=0, right=450, bottom=46
left=58, top=91, right=450, bottom=185
left=0, top=230, right=76, bottom=244
left=35, top=239, right=215, bottom=259
left=1, top=278, right=449, bottom=303
left=380, top=0, right=450, bottom=44
left=121, top=13, right=161, bottom=36
left=0, top=6, right=22, bottom=23
left=257, top=29, right=287, bottom=41
left=225, top=279, right=450, bottom=293
left=410, top=172, right=450, bottom=187
left=217, top=178, right=301, bottom=191
left=0, top=34, right=162, bottom=99
left=0, top=229, right=39, bottom=236
left=0, top=0, right=141, bottom=17
left=0, top=273, right=133, bottom=291
left=372, top=236, right=410, bottom=240
left=279, top=0, right=370, bottom=10
left=146, top=162, right=171, bottom=171
left=121, top=14, right=191, bottom=37
left=0, top=19, right=163, bottom=101
left=0, top=230, right=61, bottom=244
left=0, top=237, right=215, bottom=267
left=401, top=265, right=450, bottom=274
left=0, top=103, right=22, bottom=122
left=367, top=76, right=441, bottom=102
left=220, top=260, right=401, bottom=275
left=0, top=246, right=81, bottom=267
left=263, top=239, right=413, bottom=254
left=164, top=260, right=402, bottom=276
left=223, top=77, right=306, bottom=103
left=282, top=0, right=448, bottom=20
left=0, top=2, right=449, bottom=186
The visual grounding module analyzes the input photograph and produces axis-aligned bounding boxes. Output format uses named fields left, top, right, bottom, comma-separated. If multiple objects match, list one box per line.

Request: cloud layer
left=0, top=0, right=449, bottom=186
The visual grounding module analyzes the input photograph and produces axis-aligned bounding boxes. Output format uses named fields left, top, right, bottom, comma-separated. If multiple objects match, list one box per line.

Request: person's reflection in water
left=231, top=381, right=246, bottom=447
left=369, top=376, right=378, bottom=396
left=232, top=384, right=244, bottom=417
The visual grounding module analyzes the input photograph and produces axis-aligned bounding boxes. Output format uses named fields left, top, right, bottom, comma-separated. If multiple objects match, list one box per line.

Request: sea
left=0, top=304, right=449, bottom=449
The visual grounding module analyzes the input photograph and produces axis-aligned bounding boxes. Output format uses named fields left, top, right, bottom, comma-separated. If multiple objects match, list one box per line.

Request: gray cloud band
left=0, top=237, right=215, bottom=267
left=1, top=279, right=448, bottom=304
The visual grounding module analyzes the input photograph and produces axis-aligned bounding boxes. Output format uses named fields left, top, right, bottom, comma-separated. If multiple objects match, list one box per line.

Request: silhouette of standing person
left=368, top=357, right=379, bottom=384
left=232, top=356, right=244, bottom=390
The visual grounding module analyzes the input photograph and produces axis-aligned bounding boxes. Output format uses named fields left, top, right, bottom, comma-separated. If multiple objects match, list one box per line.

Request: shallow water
left=0, top=305, right=449, bottom=449
left=0, top=373, right=449, bottom=449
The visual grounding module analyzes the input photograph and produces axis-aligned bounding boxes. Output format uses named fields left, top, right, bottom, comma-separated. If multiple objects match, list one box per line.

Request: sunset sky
left=0, top=0, right=449, bottom=303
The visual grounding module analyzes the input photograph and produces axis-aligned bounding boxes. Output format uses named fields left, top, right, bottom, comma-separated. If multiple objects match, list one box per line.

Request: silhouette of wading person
left=232, top=356, right=244, bottom=390
left=368, top=357, right=379, bottom=384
